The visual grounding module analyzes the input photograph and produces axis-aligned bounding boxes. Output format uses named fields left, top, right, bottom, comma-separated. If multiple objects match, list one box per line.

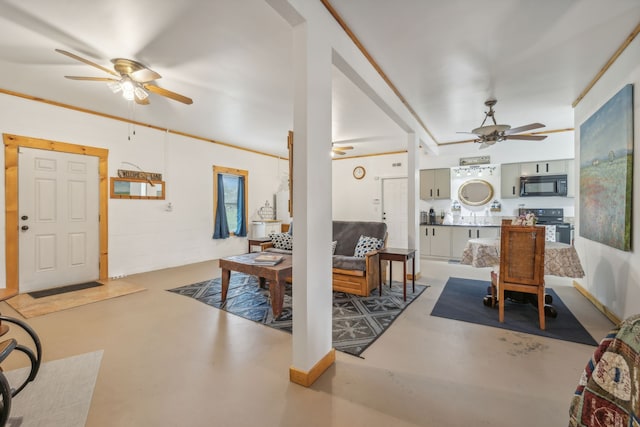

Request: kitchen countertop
left=420, top=222, right=500, bottom=227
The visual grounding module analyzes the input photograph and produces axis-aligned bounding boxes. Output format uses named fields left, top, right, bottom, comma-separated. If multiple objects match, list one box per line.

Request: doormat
left=28, top=281, right=103, bottom=299
left=168, top=273, right=428, bottom=358
left=7, top=280, right=146, bottom=318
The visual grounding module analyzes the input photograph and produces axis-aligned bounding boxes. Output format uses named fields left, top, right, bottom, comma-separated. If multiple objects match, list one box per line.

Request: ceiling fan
left=463, top=99, right=547, bottom=149
left=331, top=143, right=354, bottom=156
left=55, top=49, right=193, bottom=105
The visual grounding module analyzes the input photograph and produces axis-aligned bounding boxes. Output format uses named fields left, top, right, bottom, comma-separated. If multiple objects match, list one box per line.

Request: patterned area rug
left=168, top=273, right=428, bottom=357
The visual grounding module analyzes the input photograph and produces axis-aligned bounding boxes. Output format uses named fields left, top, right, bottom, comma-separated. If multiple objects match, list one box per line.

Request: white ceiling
left=0, top=0, right=639, bottom=158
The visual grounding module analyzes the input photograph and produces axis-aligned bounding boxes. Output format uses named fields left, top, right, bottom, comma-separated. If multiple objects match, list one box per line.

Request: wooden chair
left=492, top=223, right=546, bottom=329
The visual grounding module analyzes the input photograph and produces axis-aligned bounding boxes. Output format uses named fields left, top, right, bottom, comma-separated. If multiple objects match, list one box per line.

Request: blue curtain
left=235, top=176, right=247, bottom=237
left=213, top=174, right=229, bottom=239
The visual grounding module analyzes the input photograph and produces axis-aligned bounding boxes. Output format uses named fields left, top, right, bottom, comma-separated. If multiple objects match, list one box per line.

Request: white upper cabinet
left=520, top=160, right=567, bottom=176
left=501, top=159, right=575, bottom=198
left=420, top=168, right=451, bottom=200
left=500, top=163, right=521, bottom=199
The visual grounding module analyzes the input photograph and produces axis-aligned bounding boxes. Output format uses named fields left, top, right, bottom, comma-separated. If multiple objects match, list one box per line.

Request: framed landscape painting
left=579, top=84, right=634, bottom=251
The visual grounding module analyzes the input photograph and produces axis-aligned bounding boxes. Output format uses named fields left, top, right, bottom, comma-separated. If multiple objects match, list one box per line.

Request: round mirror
left=458, top=179, right=494, bottom=206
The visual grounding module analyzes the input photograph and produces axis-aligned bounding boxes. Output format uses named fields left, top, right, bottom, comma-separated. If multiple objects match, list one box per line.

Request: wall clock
left=353, top=166, right=366, bottom=180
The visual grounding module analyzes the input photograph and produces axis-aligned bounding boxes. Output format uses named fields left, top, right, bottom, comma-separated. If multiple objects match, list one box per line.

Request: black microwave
left=519, top=174, right=568, bottom=197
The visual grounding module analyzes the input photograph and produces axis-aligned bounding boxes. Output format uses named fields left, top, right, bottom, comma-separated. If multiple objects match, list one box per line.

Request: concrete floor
left=0, top=259, right=614, bottom=427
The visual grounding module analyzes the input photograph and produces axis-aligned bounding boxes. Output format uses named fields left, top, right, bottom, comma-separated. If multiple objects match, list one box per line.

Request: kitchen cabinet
left=420, top=168, right=451, bottom=200
left=451, top=226, right=500, bottom=259
left=501, top=159, right=575, bottom=198
left=520, top=160, right=567, bottom=176
left=420, top=225, right=451, bottom=258
left=500, top=163, right=521, bottom=199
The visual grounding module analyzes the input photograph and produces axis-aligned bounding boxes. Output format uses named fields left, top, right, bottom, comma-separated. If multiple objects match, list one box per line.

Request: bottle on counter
left=429, top=208, right=436, bottom=225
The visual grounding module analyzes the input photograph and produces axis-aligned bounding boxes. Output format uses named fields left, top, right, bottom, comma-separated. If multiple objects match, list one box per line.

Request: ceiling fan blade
left=130, top=68, right=162, bottom=83
left=506, top=135, right=548, bottom=141
left=332, top=149, right=347, bottom=155
left=135, top=95, right=150, bottom=105
left=55, top=49, right=118, bottom=77
left=143, top=84, right=193, bottom=105
left=504, top=123, right=546, bottom=135
left=64, top=76, right=119, bottom=82
left=333, top=145, right=354, bottom=150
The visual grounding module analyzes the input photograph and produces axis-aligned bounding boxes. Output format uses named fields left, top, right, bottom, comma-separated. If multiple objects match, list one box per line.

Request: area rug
left=6, top=280, right=146, bottom=318
left=5, top=350, right=103, bottom=426
left=430, top=277, right=597, bottom=346
left=168, top=273, right=428, bottom=357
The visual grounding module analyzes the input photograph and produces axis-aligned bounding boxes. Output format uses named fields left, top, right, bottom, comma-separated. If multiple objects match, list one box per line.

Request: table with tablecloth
left=460, top=237, right=585, bottom=278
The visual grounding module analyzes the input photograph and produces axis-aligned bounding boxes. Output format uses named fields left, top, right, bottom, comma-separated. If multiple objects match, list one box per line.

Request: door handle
left=21, top=225, right=29, bottom=231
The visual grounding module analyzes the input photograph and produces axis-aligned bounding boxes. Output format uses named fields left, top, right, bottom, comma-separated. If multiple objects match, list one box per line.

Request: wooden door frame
left=3, top=134, right=108, bottom=298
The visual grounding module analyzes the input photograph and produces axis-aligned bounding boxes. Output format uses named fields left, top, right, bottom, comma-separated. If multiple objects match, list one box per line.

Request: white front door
left=18, top=147, right=100, bottom=292
left=382, top=177, right=408, bottom=249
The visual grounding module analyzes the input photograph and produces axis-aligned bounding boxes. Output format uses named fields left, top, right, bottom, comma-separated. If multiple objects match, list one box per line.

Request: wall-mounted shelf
left=110, top=178, right=165, bottom=200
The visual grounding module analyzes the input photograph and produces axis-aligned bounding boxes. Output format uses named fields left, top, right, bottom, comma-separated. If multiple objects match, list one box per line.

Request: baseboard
left=289, top=348, right=335, bottom=387
left=573, top=280, right=621, bottom=325
left=407, top=272, right=421, bottom=281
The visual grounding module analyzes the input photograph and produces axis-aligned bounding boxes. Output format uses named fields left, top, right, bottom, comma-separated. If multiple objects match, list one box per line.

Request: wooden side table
left=247, top=237, right=273, bottom=253
left=378, top=248, right=416, bottom=301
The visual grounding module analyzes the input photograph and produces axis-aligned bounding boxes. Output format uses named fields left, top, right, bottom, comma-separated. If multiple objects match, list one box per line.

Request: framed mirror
left=110, top=178, right=165, bottom=200
left=458, top=179, right=493, bottom=206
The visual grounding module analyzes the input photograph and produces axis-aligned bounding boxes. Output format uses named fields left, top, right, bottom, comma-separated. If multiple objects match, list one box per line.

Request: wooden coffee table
left=219, top=252, right=293, bottom=318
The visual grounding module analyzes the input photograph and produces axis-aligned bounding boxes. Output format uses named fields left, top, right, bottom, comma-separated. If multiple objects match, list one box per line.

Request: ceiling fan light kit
left=463, top=99, right=547, bottom=149
left=55, top=49, right=192, bottom=105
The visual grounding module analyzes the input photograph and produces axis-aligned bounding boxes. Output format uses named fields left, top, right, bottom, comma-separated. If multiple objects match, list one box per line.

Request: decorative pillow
left=353, top=235, right=384, bottom=257
left=331, top=240, right=337, bottom=255
left=270, top=232, right=293, bottom=251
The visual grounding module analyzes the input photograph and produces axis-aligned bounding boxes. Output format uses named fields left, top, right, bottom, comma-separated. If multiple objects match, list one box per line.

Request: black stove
left=518, top=208, right=564, bottom=224
left=518, top=208, right=573, bottom=244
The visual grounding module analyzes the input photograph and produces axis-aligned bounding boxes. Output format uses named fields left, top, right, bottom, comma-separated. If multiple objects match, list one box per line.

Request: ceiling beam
left=572, top=20, right=640, bottom=108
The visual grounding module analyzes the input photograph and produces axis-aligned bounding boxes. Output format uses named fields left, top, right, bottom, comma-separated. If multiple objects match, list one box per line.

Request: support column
left=407, top=133, right=421, bottom=277
left=288, top=17, right=335, bottom=386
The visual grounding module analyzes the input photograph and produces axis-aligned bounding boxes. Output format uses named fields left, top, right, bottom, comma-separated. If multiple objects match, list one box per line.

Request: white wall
left=332, top=153, right=407, bottom=221
left=574, top=35, right=640, bottom=320
left=0, top=94, right=286, bottom=282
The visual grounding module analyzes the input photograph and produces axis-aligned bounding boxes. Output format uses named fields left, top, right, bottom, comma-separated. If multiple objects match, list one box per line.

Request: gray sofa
left=262, top=220, right=387, bottom=296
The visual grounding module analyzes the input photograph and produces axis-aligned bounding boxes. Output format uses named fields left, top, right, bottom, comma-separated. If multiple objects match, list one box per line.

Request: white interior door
left=18, top=147, right=99, bottom=292
left=382, top=177, right=408, bottom=281
left=382, top=177, right=408, bottom=249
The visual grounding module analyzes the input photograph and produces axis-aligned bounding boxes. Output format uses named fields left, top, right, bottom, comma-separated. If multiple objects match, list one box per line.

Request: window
left=213, top=166, right=248, bottom=238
